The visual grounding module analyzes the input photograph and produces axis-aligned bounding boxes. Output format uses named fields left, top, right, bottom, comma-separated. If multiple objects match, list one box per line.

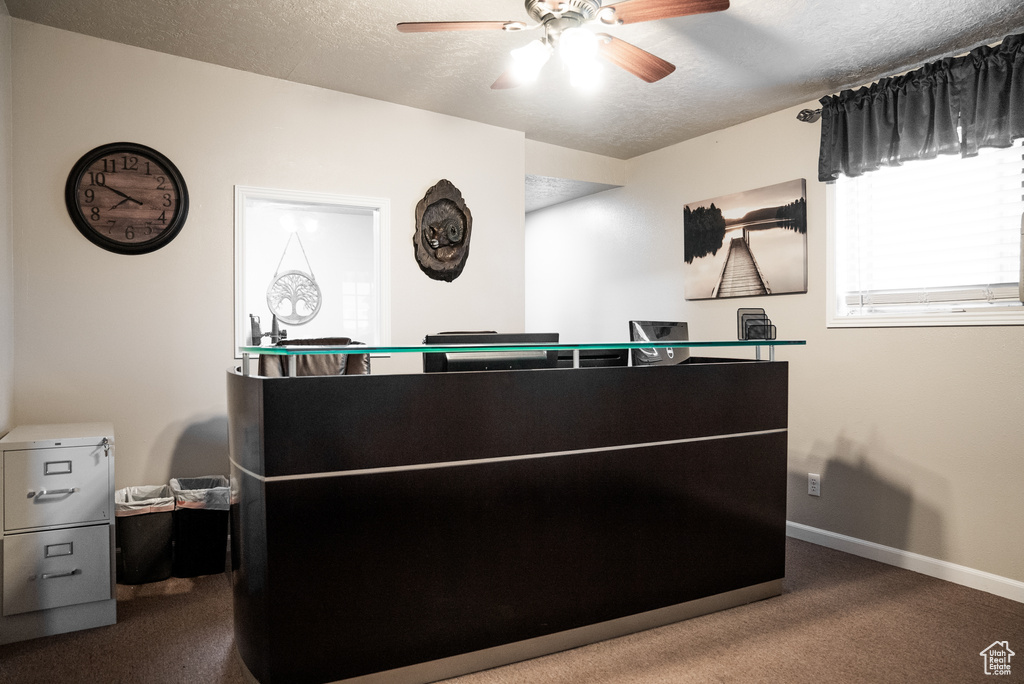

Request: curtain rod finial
left=797, top=108, right=822, bottom=123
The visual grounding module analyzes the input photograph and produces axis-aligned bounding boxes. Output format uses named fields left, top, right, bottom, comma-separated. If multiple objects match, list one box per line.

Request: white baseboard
left=786, top=521, right=1024, bottom=604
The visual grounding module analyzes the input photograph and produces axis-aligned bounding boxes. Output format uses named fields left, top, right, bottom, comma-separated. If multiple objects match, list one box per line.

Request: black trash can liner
left=115, top=485, right=174, bottom=584
left=170, top=476, right=230, bottom=577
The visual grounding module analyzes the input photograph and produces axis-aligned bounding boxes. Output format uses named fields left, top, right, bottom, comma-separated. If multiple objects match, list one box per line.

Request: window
left=234, top=186, right=390, bottom=354
left=828, top=140, right=1024, bottom=327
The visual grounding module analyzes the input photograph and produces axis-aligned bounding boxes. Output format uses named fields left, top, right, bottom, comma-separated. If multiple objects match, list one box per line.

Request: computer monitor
left=422, top=332, right=560, bottom=373
left=628, top=321, right=690, bottom=366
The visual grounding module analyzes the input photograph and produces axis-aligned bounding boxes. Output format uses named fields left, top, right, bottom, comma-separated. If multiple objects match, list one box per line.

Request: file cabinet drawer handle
left=27, top=488, right=79, bottom=498
left=41, top=569, right=80, bottom=580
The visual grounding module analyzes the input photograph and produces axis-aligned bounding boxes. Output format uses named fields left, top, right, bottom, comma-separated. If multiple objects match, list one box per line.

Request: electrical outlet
left=808, top=473, right=821, bottom=497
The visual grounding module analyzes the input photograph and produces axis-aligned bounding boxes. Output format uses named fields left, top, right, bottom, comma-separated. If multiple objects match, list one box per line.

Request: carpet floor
left=0, top=538, right=1021, bottom=683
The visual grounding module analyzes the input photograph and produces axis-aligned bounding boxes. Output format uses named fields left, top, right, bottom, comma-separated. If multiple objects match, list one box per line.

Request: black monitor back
left=423, top=332, right=559, bottom=373
left=628, top=321, right=690, bottom=366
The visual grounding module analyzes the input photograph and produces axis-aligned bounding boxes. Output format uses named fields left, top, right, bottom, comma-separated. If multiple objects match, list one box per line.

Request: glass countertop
left=239, top=340, right=806, bottom=356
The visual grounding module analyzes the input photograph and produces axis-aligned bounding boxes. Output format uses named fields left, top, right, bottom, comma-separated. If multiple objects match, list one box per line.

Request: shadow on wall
left=165, top=415, right=230, bottom=480
left=788, top=434, right=948, bottom=560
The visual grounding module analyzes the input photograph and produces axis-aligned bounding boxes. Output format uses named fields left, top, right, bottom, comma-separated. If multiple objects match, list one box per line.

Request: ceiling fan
left=398, top=0, right=730, bottom=90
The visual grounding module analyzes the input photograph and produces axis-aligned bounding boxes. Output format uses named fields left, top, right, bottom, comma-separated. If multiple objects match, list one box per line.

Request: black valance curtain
left=818, top=32, right=1024, bottom=182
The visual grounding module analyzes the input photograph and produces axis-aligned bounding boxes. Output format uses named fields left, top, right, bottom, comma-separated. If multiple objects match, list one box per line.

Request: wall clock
left=65, top=142, right=189, bottom=255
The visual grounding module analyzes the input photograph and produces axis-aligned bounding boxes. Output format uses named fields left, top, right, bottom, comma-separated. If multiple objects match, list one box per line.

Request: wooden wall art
left=413, top=179, right=472, bottom=282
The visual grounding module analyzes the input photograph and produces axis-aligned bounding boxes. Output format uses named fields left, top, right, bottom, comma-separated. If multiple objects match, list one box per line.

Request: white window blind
left=832, top=139, right=1024, bottom=325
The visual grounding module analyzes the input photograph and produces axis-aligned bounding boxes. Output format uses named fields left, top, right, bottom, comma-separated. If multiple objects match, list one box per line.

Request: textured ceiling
left=525, top=175, right=622, bottom=212
left=6, top=0, right=1024, bottom=160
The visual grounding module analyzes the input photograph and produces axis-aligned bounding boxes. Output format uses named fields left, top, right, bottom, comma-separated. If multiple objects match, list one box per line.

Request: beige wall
left=11, top=21, right=527, bottom=488
left=526, top=105, right=1024, bottom=583
left=9, top=15, right=1022, bottom=584
left=0, top=2, right=13, bottom=436
left=525, top=139, right=626, bottom=187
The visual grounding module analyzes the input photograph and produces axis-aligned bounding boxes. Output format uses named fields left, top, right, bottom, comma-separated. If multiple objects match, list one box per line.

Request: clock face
left=65, top=142, right=189, bottom=255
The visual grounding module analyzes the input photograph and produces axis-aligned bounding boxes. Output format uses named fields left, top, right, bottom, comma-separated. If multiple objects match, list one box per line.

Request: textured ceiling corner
left=526, top=175, right=622, bottom=213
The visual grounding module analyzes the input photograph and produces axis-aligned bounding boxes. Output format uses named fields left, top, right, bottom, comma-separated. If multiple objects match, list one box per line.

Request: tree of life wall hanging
left=413, top=179, right=472, bottom=282
left=267, top=232, right=322, bottom=325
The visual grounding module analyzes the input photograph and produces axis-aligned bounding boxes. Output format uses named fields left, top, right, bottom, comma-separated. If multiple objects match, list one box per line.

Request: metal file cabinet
left=0, top=423, right=116, bottom=645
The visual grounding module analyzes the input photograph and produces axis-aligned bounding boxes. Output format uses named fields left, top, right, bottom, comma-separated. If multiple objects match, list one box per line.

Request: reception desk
left=227, top=343, right=797, bottom=684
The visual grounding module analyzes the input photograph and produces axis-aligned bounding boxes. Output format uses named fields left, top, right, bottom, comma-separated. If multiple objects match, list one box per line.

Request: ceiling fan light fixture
left=401, top=0, right=723, bottom=89
left=559, top=26, right=598, bottom=64
left=559, top=27, right=601, bottom=89
left=510, top=39, right=553, bottom=83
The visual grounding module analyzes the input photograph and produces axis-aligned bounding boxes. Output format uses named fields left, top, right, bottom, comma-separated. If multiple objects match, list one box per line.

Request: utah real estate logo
left=980, top=641, right=1014, bottom=676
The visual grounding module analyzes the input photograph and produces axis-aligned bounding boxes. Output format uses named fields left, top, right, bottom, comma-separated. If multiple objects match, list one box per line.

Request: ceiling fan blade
left=600, top=0, right=729, bottom=25
left=596, top=34, right=676, bottom=83
left=397, top=21, right=523, bottom=33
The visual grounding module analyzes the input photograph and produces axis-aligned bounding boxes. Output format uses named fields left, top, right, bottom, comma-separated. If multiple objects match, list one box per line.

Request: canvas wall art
left=683, top=179, right=807, bottom=300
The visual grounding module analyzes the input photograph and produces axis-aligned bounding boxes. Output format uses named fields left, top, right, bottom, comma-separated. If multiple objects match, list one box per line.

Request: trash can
left=115, top=485, right=175, bottom=584
left=169, top=476, right=230, bottom=577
